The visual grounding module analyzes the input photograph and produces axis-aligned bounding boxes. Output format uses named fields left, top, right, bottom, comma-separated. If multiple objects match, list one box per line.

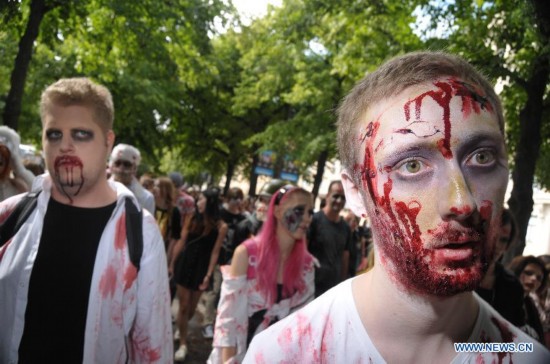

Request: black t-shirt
left=218, top=208, right=246, bottom=264
left=155, top=206, right=182, bottom=248
left=307, top=211, right=352, bottom=297
left=18, top=197, right=116, bottom=363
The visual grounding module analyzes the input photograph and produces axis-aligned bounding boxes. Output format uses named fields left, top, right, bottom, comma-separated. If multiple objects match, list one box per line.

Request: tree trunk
left=505, top=57, right=549, bottom=263
left=504, top=0, right=550, bottom=264
left=248, top=153, right=259, bottom=197
left=312, top=149, right=328, bottom=203
left=3, top=0, right=50, bottom=130
left=223, top=159, right=235, bottom=197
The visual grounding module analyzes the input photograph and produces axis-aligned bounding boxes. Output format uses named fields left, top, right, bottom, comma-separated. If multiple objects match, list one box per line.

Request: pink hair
left=255, top=186, right=313, bottom=305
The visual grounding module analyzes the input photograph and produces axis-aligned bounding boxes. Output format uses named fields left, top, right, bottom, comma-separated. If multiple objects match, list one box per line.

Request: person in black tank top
left=170, top=188, right=228, bottom=362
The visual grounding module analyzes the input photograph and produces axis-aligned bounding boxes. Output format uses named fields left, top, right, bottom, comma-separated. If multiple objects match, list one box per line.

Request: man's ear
left=342, top=170, right=368, bottom=218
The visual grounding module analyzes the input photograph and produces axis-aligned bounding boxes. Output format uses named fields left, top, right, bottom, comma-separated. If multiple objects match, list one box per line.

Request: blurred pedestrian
left=199, top=187, right=246, bottom=339
left=153, top=176, right=181, bottom=252
left=208, top=185, right=315, bottom=363
left=308, top=180, right=351, bottom=297
left=170, top=188, right=228, bottom=362
left=109, top=143, right=155, bottom=214
left=509, top=255, right=548, bottom=343
left=0, top=126, right=35, bottom=201
left=476, top=209, right=525, bottom=327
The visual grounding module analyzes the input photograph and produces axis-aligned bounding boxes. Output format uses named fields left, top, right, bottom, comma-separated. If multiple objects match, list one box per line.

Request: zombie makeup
left=54, top=155, right=84, bottom=203
left=111, top=159, right=135, bottom=185
left=355, top=78, right=508, bottom=297
left=520, top=264, right=544, bottom=293
left=282, top=205, right=312, bottom=233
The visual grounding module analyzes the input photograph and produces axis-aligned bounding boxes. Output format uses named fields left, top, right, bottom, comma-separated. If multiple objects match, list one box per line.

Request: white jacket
left=0, top=175, right=173, bottom=363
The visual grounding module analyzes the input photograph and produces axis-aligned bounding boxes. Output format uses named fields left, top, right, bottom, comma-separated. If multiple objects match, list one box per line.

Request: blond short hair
left=336, top=51, right=504, bottom=179
left=40, top=77, right=114, bottom=131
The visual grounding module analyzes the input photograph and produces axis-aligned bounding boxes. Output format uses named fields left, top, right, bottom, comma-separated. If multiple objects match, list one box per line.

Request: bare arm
left=220, top=243, right=250, bottom=361
left=169, top=214, right=192, bottom=276
left=198, top=222, right=228, bottom=290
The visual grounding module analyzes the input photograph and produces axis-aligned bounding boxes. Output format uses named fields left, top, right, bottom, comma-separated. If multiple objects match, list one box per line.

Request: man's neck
left=322, top=207, right=341, bottom=222
left=352, top=264, right=478, bottom=363
left=51, top=178, right=117, bottom=208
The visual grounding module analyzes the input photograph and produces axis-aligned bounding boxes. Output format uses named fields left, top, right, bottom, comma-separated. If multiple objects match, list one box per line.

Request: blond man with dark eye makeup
left=245, top=52, right=550, bottom=363
left=0, top=77, right=172, bottom=363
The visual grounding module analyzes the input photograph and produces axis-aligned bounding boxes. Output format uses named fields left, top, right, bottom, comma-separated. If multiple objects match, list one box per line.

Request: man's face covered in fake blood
left=42, top=104, right=112, bottom=203
left=355, top=78, right=509, bottom=297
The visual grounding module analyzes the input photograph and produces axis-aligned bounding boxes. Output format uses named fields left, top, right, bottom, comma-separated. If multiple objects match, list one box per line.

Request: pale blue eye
left=72, top=129, right=94, bottom=141
left=45, top=130, right=62, bottom=141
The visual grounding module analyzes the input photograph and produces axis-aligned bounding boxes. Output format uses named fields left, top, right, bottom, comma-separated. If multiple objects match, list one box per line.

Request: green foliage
left=2, top=0, right=548, bottom=193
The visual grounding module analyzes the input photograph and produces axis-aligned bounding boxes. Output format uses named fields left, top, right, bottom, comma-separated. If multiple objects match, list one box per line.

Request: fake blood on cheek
left=364, top=172, right=485, bottom=295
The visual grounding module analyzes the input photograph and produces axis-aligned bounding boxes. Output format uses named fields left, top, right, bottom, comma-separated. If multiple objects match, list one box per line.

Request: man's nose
left=59, top=135, right=74, bottom=152
left=437, top=166, right=477, bottom=222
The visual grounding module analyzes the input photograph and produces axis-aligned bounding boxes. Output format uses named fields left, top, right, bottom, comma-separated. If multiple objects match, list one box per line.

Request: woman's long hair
left=156, top=176, right=175, bottom=212
left=255, top=186, right=313, bottom=304
left=189, top=187, right=221, bottom=236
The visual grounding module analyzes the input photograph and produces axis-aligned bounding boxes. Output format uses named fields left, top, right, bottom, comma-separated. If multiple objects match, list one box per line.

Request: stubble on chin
left=371, top=211, right=494, bottom=298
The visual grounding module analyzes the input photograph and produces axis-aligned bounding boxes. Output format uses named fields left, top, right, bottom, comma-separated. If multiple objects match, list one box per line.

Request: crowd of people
left=1, top=50, right=550, bottom=363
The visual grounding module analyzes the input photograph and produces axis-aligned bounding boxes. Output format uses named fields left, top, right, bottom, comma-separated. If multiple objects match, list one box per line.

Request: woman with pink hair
left=208, top=185, right=315, bottom=363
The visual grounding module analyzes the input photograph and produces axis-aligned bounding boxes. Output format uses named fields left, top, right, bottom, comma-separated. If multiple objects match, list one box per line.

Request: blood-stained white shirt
left=245, top=278, right=550, bottom=364
left=208, top=240, right=315, bottom=364
left=0, top=175, right=173, bottom=363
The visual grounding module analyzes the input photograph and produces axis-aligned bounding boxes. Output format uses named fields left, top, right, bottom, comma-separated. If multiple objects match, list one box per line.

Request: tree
left=2, top=0, right=59, bottom=130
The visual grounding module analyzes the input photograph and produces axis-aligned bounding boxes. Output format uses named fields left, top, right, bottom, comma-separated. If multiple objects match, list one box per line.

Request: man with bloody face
left=245, top=52, right=550, bottom=363
left=0, top=78, right=172, bottom=363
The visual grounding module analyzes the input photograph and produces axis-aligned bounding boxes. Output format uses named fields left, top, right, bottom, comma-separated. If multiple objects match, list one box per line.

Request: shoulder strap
left=0, top=191, right=41, bottom=248
left=125, top=197, right=143, bottom=271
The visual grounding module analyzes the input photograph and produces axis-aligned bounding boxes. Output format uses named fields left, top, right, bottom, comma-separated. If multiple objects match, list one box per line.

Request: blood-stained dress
left=208, top=239, right=315, bottom=364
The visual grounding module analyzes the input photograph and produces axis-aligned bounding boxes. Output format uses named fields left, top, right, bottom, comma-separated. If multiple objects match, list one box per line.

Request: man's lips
left=428, top=225, right=483, bottom=263
left=432, top=240, right=481, bottom=263
left=428, top=223, right=483, bottom=249
left=54, top=155, right=83, bottom=168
